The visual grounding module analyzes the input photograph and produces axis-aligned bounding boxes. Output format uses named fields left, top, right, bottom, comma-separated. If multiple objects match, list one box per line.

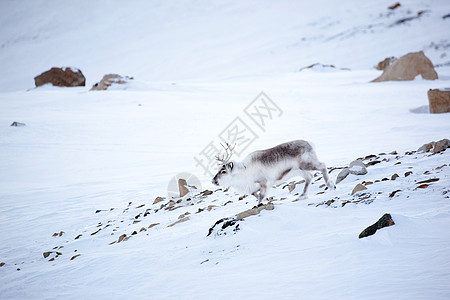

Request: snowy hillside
left=1, top=0, right=450, bottom=299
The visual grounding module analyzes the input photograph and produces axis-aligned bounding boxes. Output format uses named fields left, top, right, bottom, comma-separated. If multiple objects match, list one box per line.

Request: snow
left=1, top=0, right=450, bottom=299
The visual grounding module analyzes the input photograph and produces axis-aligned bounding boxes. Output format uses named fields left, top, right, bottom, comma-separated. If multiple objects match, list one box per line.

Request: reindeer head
left=211, top=143, right=236, bottom=186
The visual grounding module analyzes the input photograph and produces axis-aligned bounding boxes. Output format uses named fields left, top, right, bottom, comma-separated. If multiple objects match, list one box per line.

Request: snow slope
left=1, top=0, right=450, bottom=299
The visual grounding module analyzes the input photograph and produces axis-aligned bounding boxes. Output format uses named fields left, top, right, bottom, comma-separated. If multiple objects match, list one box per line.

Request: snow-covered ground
left=1, top=0, right=450, bottom=299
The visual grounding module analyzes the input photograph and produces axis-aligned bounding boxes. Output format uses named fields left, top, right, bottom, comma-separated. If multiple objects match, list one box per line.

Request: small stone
left=389, top=190, right=402, bottom=197
left=201, top=190, right=213, bottom=196
left=168, top=216, right=190, bottom=227
left=417, top=178, right=439, bottom=184
left=43, top=252, right=52, bottom=258
left=0, top=262, right=5, bottom=267
left=148, top=223, right=160, bottom=229
left=70, top=254, right=81, bottom=261
left=336, top=168, right=350, bottom=184
left=153, top=197, right=165, bottom=205
left=351, top=184, right=367, bottom=195
left=118, top=234, right=127, bottom=243
left=207, top=205, right=218, bottom=211
left=417, top=184, right=430, bottom=189
left=288, top=180, right=305, bottom=192
left=405, top=171, right=413, bottom=177
left=74, top=234, right=82, bottom=240
left=10, top=121, right=26, bottom=127
left=366, top=160, right=381, bottom=166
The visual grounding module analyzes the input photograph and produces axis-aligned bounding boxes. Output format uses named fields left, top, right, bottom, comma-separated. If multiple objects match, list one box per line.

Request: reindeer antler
left=215, top=142, right=236, bottom=165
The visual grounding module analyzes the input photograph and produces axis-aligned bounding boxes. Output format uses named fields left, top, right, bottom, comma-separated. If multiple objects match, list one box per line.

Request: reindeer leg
left=316, top=162, right=335, bottom=190
left=300, top=170, right=312, bottom=199
left=256, top=181, right=267, bottom=205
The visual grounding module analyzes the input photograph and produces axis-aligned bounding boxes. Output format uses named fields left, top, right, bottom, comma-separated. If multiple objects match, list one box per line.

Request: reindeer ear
left=227, top=162, right=234, bottom=170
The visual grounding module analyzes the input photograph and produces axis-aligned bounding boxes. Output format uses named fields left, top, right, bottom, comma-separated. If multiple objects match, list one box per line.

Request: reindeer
left=211, top=140, right=335, bottom=204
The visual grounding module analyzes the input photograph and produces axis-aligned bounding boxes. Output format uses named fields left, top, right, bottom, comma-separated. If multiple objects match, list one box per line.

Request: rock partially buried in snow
left=167, top=216, right=190, bottom=227
left=371, top=51, right=438, bottom=82
left=34, top=67, right=86, bottom=87
left=351, top=183, right=367, bottom=195
left=90, top=74, right=133, bottom=91
left=376, top=56, right=397, bottom=70
left=153, top=196, right=165, bottom=205
left=359, top=213, right=395, bottom=238
left=349, top=160, right=368, bottom=175
left=236, top=202, right=274, bottom=220
left=417, top=139, right=450, bottom=154
left=428, top=89, right=450, bottom=114
left=433, top=139, right=450, bottom=153
left=10, top=121, right=26, bottom=127
left=336, top=168, right=350, bottom=184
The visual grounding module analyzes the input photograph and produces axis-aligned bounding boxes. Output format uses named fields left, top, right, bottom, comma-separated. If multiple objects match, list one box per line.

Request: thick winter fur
left=212, top=140, right=335, bottom=204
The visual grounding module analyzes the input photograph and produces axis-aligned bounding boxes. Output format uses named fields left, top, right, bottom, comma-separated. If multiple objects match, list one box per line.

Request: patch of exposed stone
left=359, top=213, right=395, bottom=238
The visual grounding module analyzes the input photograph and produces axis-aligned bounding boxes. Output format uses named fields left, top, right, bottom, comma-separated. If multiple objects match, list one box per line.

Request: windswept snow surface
left=1, top=0, right=450, bottom=299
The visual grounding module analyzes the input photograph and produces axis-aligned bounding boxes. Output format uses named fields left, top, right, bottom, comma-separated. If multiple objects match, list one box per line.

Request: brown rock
left=90, top=74, right=132, bottom=91
left=372, top=51, right=438, bottom=82
left=388, top=2, right=401, bottom=10
left=34, top=67, right=86, bottom=87
left=117, top=234, right=127, bottom=243
left=389, top=190, right=402, bottom=197
left=351, top=183, right=367, bottom=195
left=148, top=223, right=160, bottom=229
left=428, top=89, right=450, bottom=114
left=236, top=202, right=274, bottom=220
left=167, top=216, right=190, bottom=227
left=70, top=254, right=81, bottom=260
left=178, top=178, right=189, bottom=197
left=376, top=56, right=397, bottom=70
left=391, top=173, right=399, bottom=180
left=433, top=139, right=450, bottom=153
left=0, top=262, right=5, bottom=267
left=359, top=213, right=395, bottom=238
left=153, top=196, right=165, bottom=205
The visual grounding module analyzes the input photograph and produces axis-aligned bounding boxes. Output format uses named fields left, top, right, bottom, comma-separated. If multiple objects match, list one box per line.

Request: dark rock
left=359, top=213, right=395, bottom=238
left=388, top=2, right=401, bottom=10
left=10, top=121, right=26, bottom=127
left=417, top=178, right=439, bottom=184
left=417, top=184, right=430, bottom=189
left=366, top=160, right=381, bottom=166
left=405, top=171, right=413, bottom=177
left=34, top=67, right=85, bottom=87
left=0, top=262, right=5, bottom=267
left=389, top=190, right=402, bottom=197
left=391, top=173, right=399, bottom=180
left=43, top=252, right=52, bottom=258
left=70, top=254, right=81, bottom=260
